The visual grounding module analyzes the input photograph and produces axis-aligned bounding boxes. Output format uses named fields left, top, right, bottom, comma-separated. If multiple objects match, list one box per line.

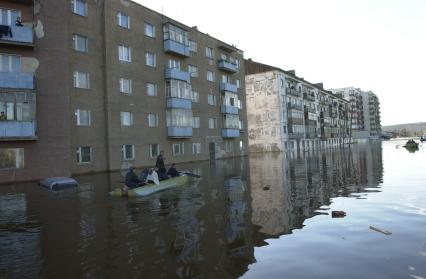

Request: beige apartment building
left=0, top=0, right=247, bottom=183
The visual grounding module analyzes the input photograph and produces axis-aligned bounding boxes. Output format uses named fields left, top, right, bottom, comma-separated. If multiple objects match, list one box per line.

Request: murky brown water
left=1, top=141, right=425, bottom=278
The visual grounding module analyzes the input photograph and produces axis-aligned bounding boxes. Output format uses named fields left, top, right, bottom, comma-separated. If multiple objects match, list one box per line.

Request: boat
left=403, top=140, right=419, bottom=150
left=109, top=174, right=190, bottom=197
left=420, top=133, right=426, bottom=142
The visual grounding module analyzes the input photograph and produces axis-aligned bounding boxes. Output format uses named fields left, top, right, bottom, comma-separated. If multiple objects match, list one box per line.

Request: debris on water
left=369, top=226, right=392, bottom=235
left=331, top=211, right=346, bottom=218
left=263, top=185, right=270, bottom=191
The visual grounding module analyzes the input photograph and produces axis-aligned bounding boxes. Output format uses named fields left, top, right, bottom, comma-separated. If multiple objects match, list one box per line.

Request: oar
left=182, top=172, right=201, bottom=178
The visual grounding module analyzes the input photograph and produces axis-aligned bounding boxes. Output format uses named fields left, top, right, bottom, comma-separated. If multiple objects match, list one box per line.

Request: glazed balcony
left=167, top=126, right=192, bottom=138
left=286, top=88, right=301, bottom=97
left=165, top=68, right=190, bottom=83
left=218, top=60, right=238, bottom=73
left=220, top=105, right=238, bottom=115
left=0, top=121, right=36, bottom=140
left=303, top=93, right=315, bottom=101
left=0, top=25, right=34, bottom=47
left=0, top=72, right=34, bottom=89
left=166, top=97, right=192, bottom=110
left=222, top=128, right=240, bottom=138
left=220, top=82, right=238, bottom=93
left=287, top=103, right=303, bottom=111
left=163, top=39, right=190, bottom=57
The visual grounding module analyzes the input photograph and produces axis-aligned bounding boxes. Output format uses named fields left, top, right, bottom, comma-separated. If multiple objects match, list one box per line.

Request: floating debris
left=331, top=211, right=346, bottom=218
left=263, top=185, right=270, bottom=191
left=369, top=226, right=392, bottom=235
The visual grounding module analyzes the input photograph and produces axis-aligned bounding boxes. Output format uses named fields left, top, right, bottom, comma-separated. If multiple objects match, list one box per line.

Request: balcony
left=167, top=126, right=192, bottom=138
left=0, top=25, right=34, bottom=46
left=220, top=82, right=238, bottom=93
left=222, top=128, right=240, bottom=138
left=0, top=72, right=34, bottom=89
left=287, top=103, right=303, bottom=111
left=166, top=97, right=192, bottom=110
left=163, top=39, right=190, bottom=57
left=286, top=88, right=301, bottom=97
left=288, top=132, right=304, bottom=139
left=304, top=106, right=316, bottom=113
left=218, top=60, right=238, bottom=73
left=220, top=105, right=239, bottom=115
left=0, top=121, right=36, bottom=140
left=165, top=68, right=190, bottom=83
left=303, top=93, right=316, bottom=101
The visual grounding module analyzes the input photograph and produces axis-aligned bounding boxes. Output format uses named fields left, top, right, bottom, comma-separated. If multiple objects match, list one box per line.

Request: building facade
left=0, top=0, right=248, bottom=183
left=331, top=87, right=382, bottom=140
left=245, top=60, right=350, bottom=153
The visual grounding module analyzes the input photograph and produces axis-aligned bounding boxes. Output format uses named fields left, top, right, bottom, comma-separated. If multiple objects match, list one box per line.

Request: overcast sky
left=135, top=0, right=426, bottom=126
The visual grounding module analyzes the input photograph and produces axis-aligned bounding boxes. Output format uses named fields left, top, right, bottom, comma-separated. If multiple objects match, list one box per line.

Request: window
left=73, top=71, right=90, bottom=89
left=76, top=146, right=91, bottom=164
left=73, top=34, right=88, bottom=52
left=165, top=80, right=192, bottom=99
left=118, top=45, right=131, bottom=62
left=236, top=79, right=241, bottom=88
left=208, top=118, right=217, bottom=129
left=145, top=52, right=156, bottom=67
left=119, top=78, right=132, bottom=94
left=166, top=109, right=192, bottom=127
left=189, top=40, right=197, bottom=53
left=239, top=119, right=244, bottom=129
left=223, top=114, right=240, bottom=129
left=192, top=143, right=201, bottom=154
left=145, top=22, right=155, bottom=37
left=191, top=91, right=199, bottom=103
left=122, top=144, right=135, bottom=160
left=235, top=59, right=240, bottom=69
left=0, top=8, right=21, bottom=26
left=188, top=65, right=198, bottom=77
left=207, top=70, right=214, bottom=82
left=208, top=94, right=216, bottom=106
left=75, top=109, right=91, bottom=126
left=148, top=113, right=159, bottom=127
left=120, top=111, right=133, bottom=126
left=225, top=141, right=233, bottom=152
left=0, top=54, right=21, bottom=72
left=0, top=101, right=31, bottom=121
left=192, top=116, right=200, bottom=128
left=239, top=140, right=244, bottom=151
left=117, top=12, right=130, bottom=29
left=163, top=23, right=188, bottom=45
left=222, top=74, right=230, bottom=83
left=146, top=83, right=157, bottom=96
left=72, top=0, right=87, bottom=16
left=168, top=59, right=181, bottom=69
left=172, top=143, right=184, bottom=156
left=149, top=144, right=159, bottom=158
left=205, top=47, right=213, bottom=59
left=0, top=148, right=24, bottom=170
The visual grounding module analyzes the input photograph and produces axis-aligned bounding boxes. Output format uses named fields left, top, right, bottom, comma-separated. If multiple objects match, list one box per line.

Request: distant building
left=0, top=0, right=248, bottom=183
left=331, top=87, right=382, bottom=140
left=245, top=60, right=350, bottom=153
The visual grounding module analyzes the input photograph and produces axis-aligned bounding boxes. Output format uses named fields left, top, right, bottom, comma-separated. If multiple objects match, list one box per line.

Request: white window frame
left=208, top=118, right=217, bottom=129
left=144, top=22, right=155, bottom=38
left=207, top=70, right=214, bottom=82
left=122, top=144, right=135, bottom=160
left=148, top=113, right=159, bottom=127
left=205, top=46, right=213, bottom=59
left=192, top=116, right=200, bottom=128
left=146, top=82, right=157, bottom=96
left=0, top=148, right=24, bottom=170
left=225, top=141, right=233, bottom=152
left=188, top=65, right=199, bottom=77
left=191, top=91, right=199, bottom=103
left=172, top=143, right=184, bottom=156
left=149, top=144, right=159, bottom=158
left=72, top=34, right=88, bottom=53
left=236, top=79, right=241, bottom=88
left=73, top=71, right=90, bottom=89
left=208, top=94, right=216, bottom=106
left=120, top=111, right=134, bottom=127
left=75, top=109, right=91, bottom=126
left=145, top=51, right=156, bottom=67
left=192, top=143, right=201, bottom=154
left=117, top=12, right=130, bottom=29
left=76, top=146, right=92, bottom=164
left=118, top=45, right=132, bottom=62
left=189, top=40, right=197, bottom=53
left=119, top=78, right=132, bottom=94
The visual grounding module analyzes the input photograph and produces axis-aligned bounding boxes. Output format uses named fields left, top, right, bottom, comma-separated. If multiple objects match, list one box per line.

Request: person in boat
left=124, top=167, right=141, bottom=189
left=157, top=166, right=169, bottom=181
left=146, top=168, right=160, bottom=185
left=156, top=150, right=166, bottom=174
left=139, top=168, right=149, bottom=182
left=15, top=17, right=24, bottom=27
left=167, top=163, right=179, bottom=177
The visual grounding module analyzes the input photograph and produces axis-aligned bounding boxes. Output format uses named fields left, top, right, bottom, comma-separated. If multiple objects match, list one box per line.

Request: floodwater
left=1, top=140, right=425, bottom=278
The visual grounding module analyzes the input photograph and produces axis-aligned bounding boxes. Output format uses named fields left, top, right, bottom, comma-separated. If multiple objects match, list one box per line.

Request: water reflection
left=0, top=144, right=385, bottom=278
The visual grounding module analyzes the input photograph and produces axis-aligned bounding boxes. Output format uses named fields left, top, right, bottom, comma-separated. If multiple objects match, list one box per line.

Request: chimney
left=315, top=83, right=324, bottom=89
left=287, top=70, right=296, bottom=75
left=192, top=26, right=198, bottom=30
